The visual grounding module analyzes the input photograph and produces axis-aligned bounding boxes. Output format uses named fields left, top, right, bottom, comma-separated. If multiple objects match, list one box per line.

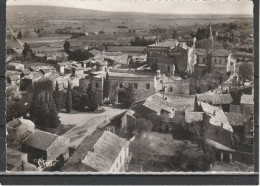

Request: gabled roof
left=143, top=93, right=174, bottom=114
left=224, top=112, right=249, bottom=126
left=7, top=118, right=35, bottom=129
left=200, top=102, right=233, bottom=132
left=206, top=138, right=235, bottom=152
left=197, top=93, right=233, bottom=105
left=106, top=46, right=146, bottom=53
left=20, top=68, right=30, bottom=75
left=8, top=75, right=20, bottom=81
left=82, top=131, right=126, bottom=172
left=149, top=39, right=178, bottom=48
left=240, top=94, right=254, bottom=105
left=185, top=111, right=204, bottom=124
left=22, top=130, right=59, bottom=151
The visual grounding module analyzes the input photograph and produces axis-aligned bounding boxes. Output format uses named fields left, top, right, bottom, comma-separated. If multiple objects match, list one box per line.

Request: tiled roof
left=109, top=72, right=154, bottom=79
left=88, top=49, right=101, bottom=56
left=143, top=93, right=174, bottom=114
left=149, top=39, right=178, bottom=48
left=154, top=94, right=195, bottom=111
left=224, top=112, right=249, bottom=126
left=197, top=93, right=233, bottom=105
left=206, top=138, right=235, bottom=152
left=185, top=111, right=204, bottom=124
left=200, top=102, right=233, bottom=132
left=7, top=118, right=35, bottom=129
left=82, top=131, right=126, bottom=172
left=8, top=75, right=20, bottom=81
left=20, top=68, right=30, bottom=75
left=106, top=46, right=146, bottom=53
left=22, top=130, right=58, bottom=151
left=240, top=94, right=254, bottom=105
left=195, top=48, right=230, bottom=57
left=24, top=72, right=44, bottom=80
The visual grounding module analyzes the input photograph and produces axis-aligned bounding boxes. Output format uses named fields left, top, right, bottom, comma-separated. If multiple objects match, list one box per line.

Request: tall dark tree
left=63, top=40, right=71, bottom=54
left=30, top=80, right=60, bottom=128
left=71, top=86, right=87, bottom=110
left=103, top=72, right=110, bottom=100
left=17, top=31, right=22, bottom=39
left=53, top=81, right=61, bottom=111
left=22, top=42, right=30, bottom=57
left=66, top=81, right=72, bottom=113
left=86, top=83, right=99, bottom=111
left=125, top=83, right=135, bottom=107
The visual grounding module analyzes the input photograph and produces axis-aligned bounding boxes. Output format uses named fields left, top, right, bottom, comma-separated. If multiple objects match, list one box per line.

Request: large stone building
left=146, top=38, right=197, bottom=74
left=194, top=48, right=236, bottom=75
left=80, top=69, right=190, bottom=105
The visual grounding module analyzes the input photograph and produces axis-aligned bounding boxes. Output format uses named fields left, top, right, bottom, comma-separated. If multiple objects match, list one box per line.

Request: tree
left=30, top=80, right=61, bottom=128
left=66, top=81, right=72, bottom=113
left=86, top=84, right=99, bottom=111
left=53, top=81, right=61, bottom=111
left=48, top=106, right=61, bottom=128
left=125, top=83, right=135, bottom=107
left=68, top=49, right=93, bottom=61
left=63, top=40, right=71, bottom=54
left=71, top=86, right=87, bottom=110
left=22, top=42, right=30, bottom=57
left=239, top=62, right=253, bottom=81
left=103, top=72, right=110, bottom=100
left=172, top=30, right=178, bottom=39
left=135, top=118, right=152, bottom=137
left=17, top=31, right=22, bottom=39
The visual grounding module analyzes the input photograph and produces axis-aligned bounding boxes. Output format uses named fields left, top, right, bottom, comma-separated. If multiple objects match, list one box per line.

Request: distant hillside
left=7, top=5, right=253, bottom=19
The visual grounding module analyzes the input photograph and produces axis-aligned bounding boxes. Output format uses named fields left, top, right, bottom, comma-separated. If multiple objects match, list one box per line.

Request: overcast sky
left=7, top=0, right=253, bottom=15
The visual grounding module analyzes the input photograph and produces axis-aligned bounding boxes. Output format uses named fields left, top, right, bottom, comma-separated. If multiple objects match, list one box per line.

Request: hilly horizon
left=7, top=5, right=253, bottom=18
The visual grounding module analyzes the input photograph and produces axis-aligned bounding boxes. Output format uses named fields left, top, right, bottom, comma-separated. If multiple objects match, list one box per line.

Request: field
left=6, top=6, right=253, bottom=47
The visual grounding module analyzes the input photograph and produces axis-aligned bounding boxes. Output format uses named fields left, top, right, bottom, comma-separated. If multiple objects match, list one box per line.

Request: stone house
left=147, top=39, right=196, bottom=74
left=7, top=74, right=21, bottom=87
left=196, top=93, right=233, bottom=112
left=7, top=62, right=25, bottom=71
left=21, top=130, right=70, bottom=164
left=194, top=48, right=236, bottom=75
left=6, top=118, right=35, bottom=150
left=240, top=94, right=253, bottom=115
left=81, top=131, right=130, bottom=172
left=55, top=62, right=71, bottom=75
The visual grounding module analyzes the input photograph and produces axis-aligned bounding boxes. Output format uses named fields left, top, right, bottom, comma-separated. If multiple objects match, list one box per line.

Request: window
left=214, top=58, right=217, bottom=63
left=146, top=83, right=150, bottom=90
left=134, top=83, right=138, bottom=89
left=169, top=87, right=173, bottom=92
left=119, top=83, right=123, bottom=88
left=203, top=58, right=206, bottom=63
left=167, top=65, right=170, bottom=73
left=95, top=83, right=99, bottom=88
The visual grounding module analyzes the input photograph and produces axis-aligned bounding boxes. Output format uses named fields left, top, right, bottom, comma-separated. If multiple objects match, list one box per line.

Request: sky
left=6, top=0, right=253, bottom=15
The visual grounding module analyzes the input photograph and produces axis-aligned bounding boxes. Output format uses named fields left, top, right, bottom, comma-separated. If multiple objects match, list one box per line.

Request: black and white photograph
left=4, top=0, right=255, bottom=173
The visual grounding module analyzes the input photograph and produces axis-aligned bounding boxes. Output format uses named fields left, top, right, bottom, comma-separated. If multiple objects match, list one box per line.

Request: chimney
left=163, top=92, right=167, bottom=100
left=156, top=70, right=161, bottom=78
